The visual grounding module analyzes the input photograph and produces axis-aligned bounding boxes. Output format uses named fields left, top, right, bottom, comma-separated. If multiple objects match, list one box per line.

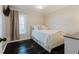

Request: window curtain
left=10, top=10, right=19, bottom=40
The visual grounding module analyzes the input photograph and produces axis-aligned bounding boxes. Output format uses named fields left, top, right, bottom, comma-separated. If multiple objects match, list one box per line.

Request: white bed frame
left=31, top=25, right=64, bottom=53
left=31, top=31, right=64, bottom=53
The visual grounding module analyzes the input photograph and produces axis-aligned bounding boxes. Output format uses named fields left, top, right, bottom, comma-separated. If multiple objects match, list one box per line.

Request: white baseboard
left=7, top=38, right=31, bottom=44
left=2, top=41, right=8, bottom=54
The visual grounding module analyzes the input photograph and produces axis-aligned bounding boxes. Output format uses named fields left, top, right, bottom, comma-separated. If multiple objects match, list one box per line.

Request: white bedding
left=32, top=30, right=64, bottom=52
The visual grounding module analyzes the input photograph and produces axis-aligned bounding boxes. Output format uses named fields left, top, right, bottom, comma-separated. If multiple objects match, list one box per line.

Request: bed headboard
left=32, top=25, right=48, bottom=30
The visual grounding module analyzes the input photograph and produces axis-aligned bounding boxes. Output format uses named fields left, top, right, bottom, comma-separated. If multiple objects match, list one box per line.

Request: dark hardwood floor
left=4, top=39, right=64, bottom=54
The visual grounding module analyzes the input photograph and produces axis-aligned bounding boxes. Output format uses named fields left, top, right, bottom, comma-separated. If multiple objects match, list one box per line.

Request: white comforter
left=32, top=30, right=64, bottom=52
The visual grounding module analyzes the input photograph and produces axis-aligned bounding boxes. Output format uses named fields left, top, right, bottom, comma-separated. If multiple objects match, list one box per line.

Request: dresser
left=64, top=33, right=79, bottom=54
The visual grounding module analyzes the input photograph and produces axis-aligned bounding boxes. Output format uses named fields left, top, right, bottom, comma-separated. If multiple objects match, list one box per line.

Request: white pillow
left=33, top=25, right=40, bottom=30
left=39, top=25, right=48, bottom=30
left=33, top=25, right=48, bottom=30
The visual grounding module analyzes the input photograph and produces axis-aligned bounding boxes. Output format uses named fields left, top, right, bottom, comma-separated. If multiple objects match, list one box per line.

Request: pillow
left=33, top=25, right=40, bottom=30
left=39, top=25, right=48, bottom=30
left=32, top=25, right=48, bottom=30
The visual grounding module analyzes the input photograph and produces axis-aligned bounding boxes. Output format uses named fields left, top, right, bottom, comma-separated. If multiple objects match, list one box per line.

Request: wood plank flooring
left=4, top=39, right=64, bottom=54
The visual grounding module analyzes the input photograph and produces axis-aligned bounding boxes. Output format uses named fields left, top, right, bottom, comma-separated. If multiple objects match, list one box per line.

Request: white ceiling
left=10, top=5, right=68, bottom=15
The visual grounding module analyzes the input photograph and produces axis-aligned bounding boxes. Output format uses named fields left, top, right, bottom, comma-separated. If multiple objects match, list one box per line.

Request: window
left=19, top=13, right=26, bottom=34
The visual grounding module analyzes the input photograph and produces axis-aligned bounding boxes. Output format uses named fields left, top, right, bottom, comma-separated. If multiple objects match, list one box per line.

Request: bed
left=31, top=25, right=64, bottom=53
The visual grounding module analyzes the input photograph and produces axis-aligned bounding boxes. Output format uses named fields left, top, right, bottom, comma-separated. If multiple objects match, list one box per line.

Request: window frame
left=19, top=12, right=27, bottom=35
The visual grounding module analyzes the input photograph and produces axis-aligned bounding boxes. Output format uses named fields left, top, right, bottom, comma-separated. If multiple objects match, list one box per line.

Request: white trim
left=7, top=38, right=30, bottom=44
left=2, top=41, right=8, bottom=54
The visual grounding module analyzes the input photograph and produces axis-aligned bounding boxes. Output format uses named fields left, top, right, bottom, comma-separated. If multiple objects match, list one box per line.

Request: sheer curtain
left=10, top=10, right=19, bottom=40
left=19, top=12, right=27, bottom=39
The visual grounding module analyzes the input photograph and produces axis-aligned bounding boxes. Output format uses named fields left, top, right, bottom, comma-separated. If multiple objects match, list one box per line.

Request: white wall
left=0, top=5, right=8, bottom=53
left=0, top=5, right=11, bottom=41
left=0, top=5, right=3, bottom=53
left=44, top=6, right=79, bottom=33
left=0, top=5, right=6, bottom=38
left=0, top=5, right=3, bottom=38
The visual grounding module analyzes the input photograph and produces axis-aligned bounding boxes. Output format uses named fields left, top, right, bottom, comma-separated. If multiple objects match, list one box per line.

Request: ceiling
left=10, top=5, right=68, bottom=15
